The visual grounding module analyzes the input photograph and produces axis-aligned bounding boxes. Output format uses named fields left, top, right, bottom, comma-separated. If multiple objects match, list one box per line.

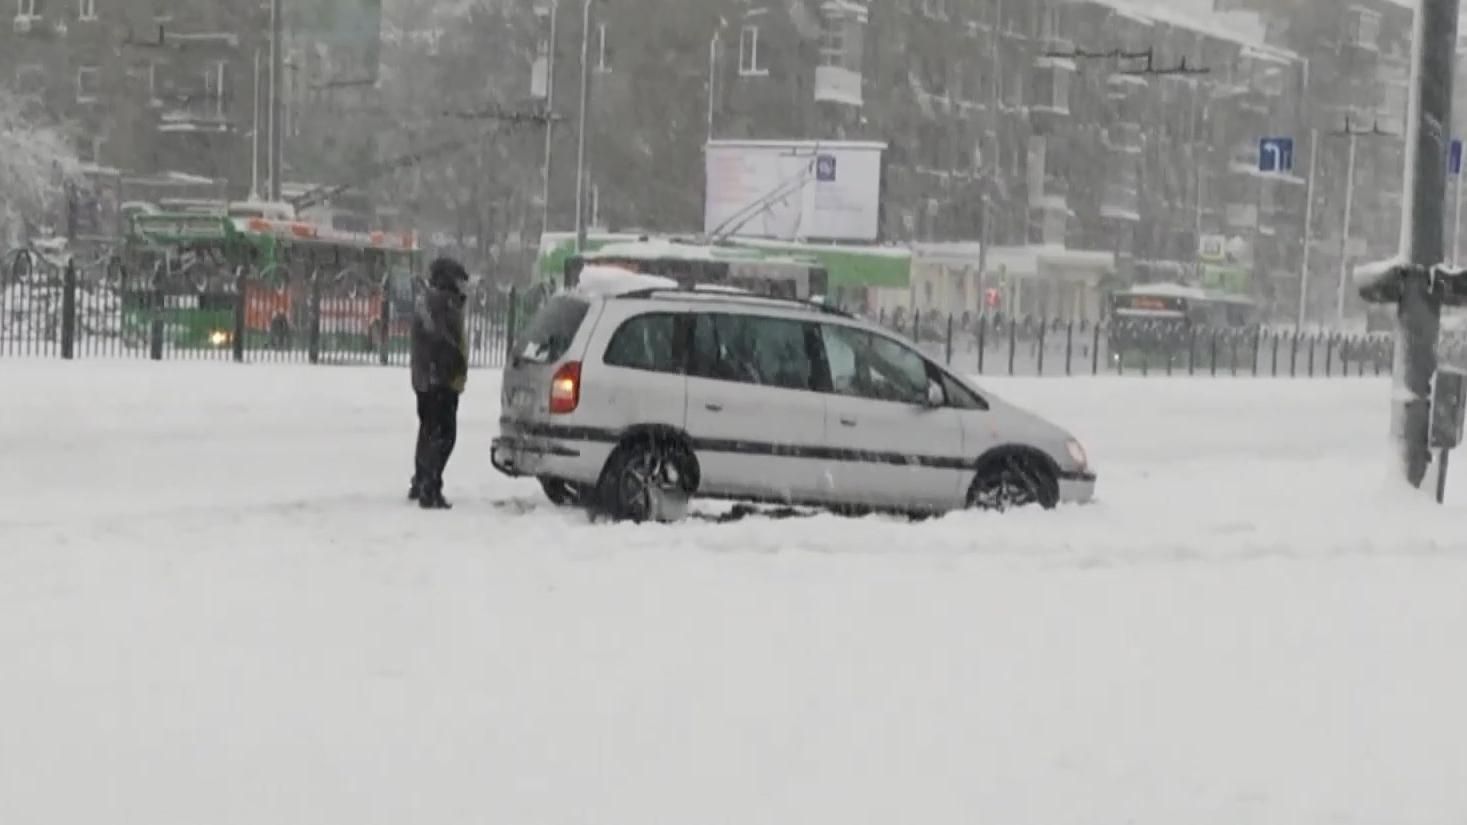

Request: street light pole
left=1335, top=131, right=1358, bottom=327
left=706, top=29, right=720, bottom=143
left=1297, top=127, right=1320, bottom=329
left=540, top=1, right=558, bottom=239
left=268, top=0, right=284, bottom=202
left=572, top=0, right=594, bottom=253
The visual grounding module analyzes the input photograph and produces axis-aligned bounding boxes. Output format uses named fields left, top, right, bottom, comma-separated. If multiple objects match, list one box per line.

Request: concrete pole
left=540, top=1, right=558, bottom=240
left=572, top=0, right=594, bottom=253
left=1297, top=127, right=1319, bottom=329
left=1335, top=131, right=1358, bottom=327
left=268, top=0, right=284, bottom=202
left=1393, top=0, right=1459, bottom=488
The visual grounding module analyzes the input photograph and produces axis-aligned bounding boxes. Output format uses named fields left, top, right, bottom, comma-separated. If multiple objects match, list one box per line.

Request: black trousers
left=413, top=388, right=459, bottom=496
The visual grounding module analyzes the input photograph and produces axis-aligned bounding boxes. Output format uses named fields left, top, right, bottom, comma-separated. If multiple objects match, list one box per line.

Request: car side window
left=603, top=313, right=683, bottom=373
left=819, top=325, right=929, bottom=406
left=691, top=313, right=817, bottom=391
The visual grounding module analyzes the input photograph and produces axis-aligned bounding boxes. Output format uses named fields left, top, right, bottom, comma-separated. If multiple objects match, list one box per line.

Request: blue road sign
left=1259, top=137, right=1295, bottom=173
left=1450, top=139, right=1463, bottom=176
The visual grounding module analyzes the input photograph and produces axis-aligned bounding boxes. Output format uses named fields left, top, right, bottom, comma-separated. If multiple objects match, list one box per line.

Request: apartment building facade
left=531, top=0, right=1318, bottom=319
left=3, top=0, right=266, bottom=217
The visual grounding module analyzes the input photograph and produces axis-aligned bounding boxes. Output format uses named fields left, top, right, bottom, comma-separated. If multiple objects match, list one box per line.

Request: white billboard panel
left=704, top=140, right=885, bottom=242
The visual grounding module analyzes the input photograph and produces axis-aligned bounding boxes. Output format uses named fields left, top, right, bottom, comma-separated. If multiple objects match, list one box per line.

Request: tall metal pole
left=1335, top=132, right=1358, bottom=327
left=1454, top=149, right=1464, bottom=264
left=540, top=1, right=558, bottom=239
left=251, top=49, right=262, bottom=200
left=1393, top=0, right=1459, bottom=488
left=268, top=0, right=284, bottom=202
left=1296, top=127, right=1320, bottom=329
left=706, top=30, right=720, bottom=143
left=572, top=0, right=594, bottom=253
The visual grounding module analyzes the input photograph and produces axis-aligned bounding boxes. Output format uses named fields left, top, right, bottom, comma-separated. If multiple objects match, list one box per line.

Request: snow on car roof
left=575, top=264, right=680, bottom=296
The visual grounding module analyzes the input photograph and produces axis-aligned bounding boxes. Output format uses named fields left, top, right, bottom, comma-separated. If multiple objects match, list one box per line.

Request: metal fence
left=1, top=262, right=523, bottom=368
left=1, top=269, right=1448, bottom=379
left=874, top=310, right=1407, bottom=379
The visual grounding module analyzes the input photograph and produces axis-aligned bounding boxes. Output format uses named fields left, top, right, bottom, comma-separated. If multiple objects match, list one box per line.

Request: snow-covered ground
left=2, top=360, right=1465, bottom=825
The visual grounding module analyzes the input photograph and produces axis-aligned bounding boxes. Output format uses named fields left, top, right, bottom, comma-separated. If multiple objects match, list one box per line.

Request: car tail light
left=549, top=361, right=581, bottom=414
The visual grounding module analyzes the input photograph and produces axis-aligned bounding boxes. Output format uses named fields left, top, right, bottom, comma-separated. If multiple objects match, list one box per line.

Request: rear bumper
left=491, top=423, right=615, bottom=484
left=1057, top=471, right=1097, bottom=505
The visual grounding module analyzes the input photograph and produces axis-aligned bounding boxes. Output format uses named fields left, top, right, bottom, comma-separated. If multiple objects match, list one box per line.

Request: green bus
left=118, top=211, right=421, bottom=353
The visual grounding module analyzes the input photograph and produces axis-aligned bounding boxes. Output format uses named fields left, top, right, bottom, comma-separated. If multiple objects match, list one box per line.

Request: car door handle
left=705, top=403, right=724, bottom=412
left=839, top=417, right=857, bottom=427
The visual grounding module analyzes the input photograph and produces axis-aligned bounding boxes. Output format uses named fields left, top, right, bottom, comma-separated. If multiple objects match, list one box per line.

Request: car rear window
left=517, top=295, right=590, bottom=363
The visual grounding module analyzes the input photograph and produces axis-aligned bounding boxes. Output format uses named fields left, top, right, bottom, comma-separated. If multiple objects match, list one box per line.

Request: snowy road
left=1, top=360, right=1465, bottom=825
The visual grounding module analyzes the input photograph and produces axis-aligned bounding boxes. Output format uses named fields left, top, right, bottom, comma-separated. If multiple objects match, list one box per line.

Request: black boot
left=419, top=489, right=452, bottom=510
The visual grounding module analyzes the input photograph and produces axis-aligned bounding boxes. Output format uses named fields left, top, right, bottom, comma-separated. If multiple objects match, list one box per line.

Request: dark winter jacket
left=411, top=259, right=470, bottom=394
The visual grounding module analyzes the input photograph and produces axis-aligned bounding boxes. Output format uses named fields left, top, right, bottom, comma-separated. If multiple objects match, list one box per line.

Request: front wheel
left=967, top=453, right=1059, bottom=512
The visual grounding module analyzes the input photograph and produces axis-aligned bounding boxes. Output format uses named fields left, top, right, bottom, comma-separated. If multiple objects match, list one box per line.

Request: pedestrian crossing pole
left=1359, top=0, right=1463, bottom=490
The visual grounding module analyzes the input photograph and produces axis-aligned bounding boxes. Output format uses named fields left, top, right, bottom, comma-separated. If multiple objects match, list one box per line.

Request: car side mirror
left=925, top=380, right=946, bottom=408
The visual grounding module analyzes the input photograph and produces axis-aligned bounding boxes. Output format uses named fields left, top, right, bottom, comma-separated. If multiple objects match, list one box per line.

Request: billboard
left=704, top=140, right=885, bottom=242
left=290, top=0, right=383, bottom=83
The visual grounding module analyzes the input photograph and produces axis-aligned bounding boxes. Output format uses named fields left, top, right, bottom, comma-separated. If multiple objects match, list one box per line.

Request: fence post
left=1290, top=331, right=1299, bottom=377
left=1091, top=322, right=1101, bottom=375
left=377, top=273, right=392, bottom=367
left=1036, top=321, right=1047, bottom=376
left=1252, top=328, right=1262, bottom=376
left=1230, top=333, right=1238, bottom=377
left=1188, top=326, right=1197, bottom=376
left=1065, top=321, right=1074, bottom=376
left=977, top=315, right=987, bottom=374
left=911, top=309, right=920, bottom=343
left=505, top=286, right=520, bottom=365
left=1271, top=331, right=1280, bottom=377
left=944, top=313, right=954, bottom=366
left=1007, top=318, right=1017, bottom=376
left=232, top=268, right=247, bottom=363
left=1326, top=336, right=1335, bottom=377
left=60, top=259, right=77, bottom=360
left=1307, top=334, right=1316, bottom=377
left=307, top=271, right=323, bottom=365
left=149, top=281, right=164, bottom=361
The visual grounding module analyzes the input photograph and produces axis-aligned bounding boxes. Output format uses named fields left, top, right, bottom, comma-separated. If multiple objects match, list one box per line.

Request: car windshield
left=517, top=295, right=590, bottom=364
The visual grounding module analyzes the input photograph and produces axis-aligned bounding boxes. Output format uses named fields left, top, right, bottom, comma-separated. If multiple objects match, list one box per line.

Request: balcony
left=1101, top=182, right=1140, bottom=222
left=815, top=65, right=863, bottom=106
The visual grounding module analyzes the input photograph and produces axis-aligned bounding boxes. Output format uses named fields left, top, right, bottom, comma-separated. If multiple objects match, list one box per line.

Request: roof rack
left=613, top=286, right=855, bottom=319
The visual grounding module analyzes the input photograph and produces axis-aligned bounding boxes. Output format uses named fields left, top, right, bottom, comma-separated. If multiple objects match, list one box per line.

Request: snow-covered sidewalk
left=1, top=360, right=1464, bottom=825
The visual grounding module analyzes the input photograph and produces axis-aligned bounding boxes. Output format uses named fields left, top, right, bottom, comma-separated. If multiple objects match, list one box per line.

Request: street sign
left=1450, top=139, right=1463, bottom=176
left=1258, top=137, right=1295, bottom=173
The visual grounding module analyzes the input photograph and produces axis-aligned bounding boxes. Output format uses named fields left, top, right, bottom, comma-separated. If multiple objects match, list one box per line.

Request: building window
left=820, top=6, right=864, bottom=72
left=1351, top=8, right=1381, bottom=49
left=1031, top=60, right=1070, bottom=113
left=595, top=22, right=611, bottom=72
left=16, top=0, right=37, bottom=17
left=78, top=0, right=96, bottom=21
left=922, top=0, right=947, bottom=19
left=738, top=25, right=766, bottom=76
left=77, top=65, right=99, bottom=102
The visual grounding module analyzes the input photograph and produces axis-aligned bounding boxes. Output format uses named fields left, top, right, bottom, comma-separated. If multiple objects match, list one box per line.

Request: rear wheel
left=539, top=477, right=587, bottom=507
left=967, top=452, right=1059, bottom=512
left=595, top=438, right=696, bottom=523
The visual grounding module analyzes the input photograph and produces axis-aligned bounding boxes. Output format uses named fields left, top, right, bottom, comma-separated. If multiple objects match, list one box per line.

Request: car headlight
left=1065, top=438, right=1088, bottom=470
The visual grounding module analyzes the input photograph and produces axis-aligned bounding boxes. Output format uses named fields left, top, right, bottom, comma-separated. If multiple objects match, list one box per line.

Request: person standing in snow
left=408, top=257, right=470, bottom=509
